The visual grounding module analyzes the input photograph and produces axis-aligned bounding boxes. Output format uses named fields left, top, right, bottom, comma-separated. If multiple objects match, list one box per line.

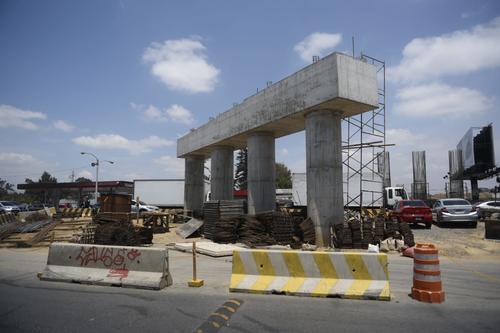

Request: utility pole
left=80, top=152, right=114, bottom=204
left=69, top=170, right=75, bottom=182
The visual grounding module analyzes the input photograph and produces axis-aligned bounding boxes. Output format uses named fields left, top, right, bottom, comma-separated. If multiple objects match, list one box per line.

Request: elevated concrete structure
left=247, top=132, right=275, bottom=214
left=306, top=110, right=343, bottom=247
left=184, top=155, right=205, bottom=215
left=177, top=52, right=378, bottom=246
left=178, top=53, right=378, bottom=158
left=211, top=146, right=234, bottom=200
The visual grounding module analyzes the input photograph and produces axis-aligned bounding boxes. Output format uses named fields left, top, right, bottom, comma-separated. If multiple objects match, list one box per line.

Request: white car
left=131, top=200, right=159, bottom=213
left=476, top=201, right=500, bottom=218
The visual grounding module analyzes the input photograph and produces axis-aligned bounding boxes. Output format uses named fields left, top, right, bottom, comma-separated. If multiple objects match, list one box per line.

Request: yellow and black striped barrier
left=59, top=208, right=93, bottom=218
left=0, top=213, right=17, bottom=225
left=230, top=249, right=390, bottom=300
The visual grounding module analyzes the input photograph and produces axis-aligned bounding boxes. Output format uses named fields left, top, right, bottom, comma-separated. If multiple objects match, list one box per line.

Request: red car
left=392, top=200, right=432, bottom=229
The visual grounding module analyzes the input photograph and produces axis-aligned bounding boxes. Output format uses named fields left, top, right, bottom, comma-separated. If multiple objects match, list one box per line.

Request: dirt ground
left=412, top=221, right=500, bottom=259
left=151, top=223, right=203, bottom=247
left=152, top=221, right=500, bottom=259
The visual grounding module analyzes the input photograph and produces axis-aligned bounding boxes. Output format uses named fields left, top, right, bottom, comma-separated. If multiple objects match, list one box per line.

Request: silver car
left=0, top=201, right=21, bottom=214
left=432, top=198, right=478, bottom=227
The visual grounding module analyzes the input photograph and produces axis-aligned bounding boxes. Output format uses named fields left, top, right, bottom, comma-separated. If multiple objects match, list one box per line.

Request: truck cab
left=384, top=186, right=408, bottom=209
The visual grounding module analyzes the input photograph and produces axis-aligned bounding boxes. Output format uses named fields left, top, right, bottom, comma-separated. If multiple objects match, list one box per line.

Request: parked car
left=131, top=200, right=159, bottom=213
left=475, top=201, right=500, bottom=219
left=432, top=198, right=478, bottom=227
left=392, top=199, right=433, bottom=228
left=17, top=203, right=29, bottom=211
left=28, top=203, right=52, bottom=211
left=0, top=201, right=21, bottom=214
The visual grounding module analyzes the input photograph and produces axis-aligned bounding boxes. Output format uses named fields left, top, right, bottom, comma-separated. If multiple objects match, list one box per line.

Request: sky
left=1, top=0, right=500, bottom=195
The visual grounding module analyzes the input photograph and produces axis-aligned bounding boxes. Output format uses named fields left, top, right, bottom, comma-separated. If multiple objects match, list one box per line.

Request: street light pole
left=80, top=152, right=114, bottom=204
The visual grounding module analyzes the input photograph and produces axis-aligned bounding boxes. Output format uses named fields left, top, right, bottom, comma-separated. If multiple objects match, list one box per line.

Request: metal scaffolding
left=342, top=54, right=388, bottom=208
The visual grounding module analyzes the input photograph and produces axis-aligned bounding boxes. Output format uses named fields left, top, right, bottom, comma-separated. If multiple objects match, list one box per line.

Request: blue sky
left=1, top=0, right=499, bottom=194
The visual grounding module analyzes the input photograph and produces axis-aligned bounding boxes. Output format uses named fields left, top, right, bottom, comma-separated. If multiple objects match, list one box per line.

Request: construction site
left=1, top=2, right=500, bottom=332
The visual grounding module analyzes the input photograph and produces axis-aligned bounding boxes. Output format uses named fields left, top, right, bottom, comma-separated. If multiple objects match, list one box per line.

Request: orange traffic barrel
left=411, top=243, right=445, bottom=303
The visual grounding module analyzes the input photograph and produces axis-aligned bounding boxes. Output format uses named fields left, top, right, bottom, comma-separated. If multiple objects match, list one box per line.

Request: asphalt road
left=1, top=247, right=500, bottom=332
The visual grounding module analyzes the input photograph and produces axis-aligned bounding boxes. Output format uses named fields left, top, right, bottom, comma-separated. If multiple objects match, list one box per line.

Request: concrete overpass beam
left=305, top=110, right=343, bottom=248
left=184, top=155, right=205, bottom=216
left=248, top=132, right=276, bottom=215
left=211, top=146, right=234, bottom=200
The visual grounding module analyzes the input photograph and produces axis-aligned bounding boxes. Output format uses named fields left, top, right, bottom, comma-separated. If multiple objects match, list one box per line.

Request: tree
left=0, top=178, right=14, bottom=195
left=75, top=177, right=92, bottom=183
left=276, top=162, right=292, bottom=189
left=39, top=171, right=57, bottom=183
left=234, top=148, right=248, bottom=190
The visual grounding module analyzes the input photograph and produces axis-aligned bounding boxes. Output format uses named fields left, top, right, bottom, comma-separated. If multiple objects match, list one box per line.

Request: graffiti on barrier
left=76, top=246, right=141, bottom=268
left=107, top=268, right=129, bottom=278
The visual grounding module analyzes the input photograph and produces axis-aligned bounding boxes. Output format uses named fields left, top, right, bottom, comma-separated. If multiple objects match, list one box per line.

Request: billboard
left=456, top=124, right=495, bottom=180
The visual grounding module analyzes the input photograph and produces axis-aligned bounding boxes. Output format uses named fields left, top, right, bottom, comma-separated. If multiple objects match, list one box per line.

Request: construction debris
left=176, top=218, right=204, bottom=239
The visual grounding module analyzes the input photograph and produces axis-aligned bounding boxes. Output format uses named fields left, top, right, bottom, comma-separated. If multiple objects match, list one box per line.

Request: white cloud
left=53, top=120, right=74, bottom=132
left=165, top=104, right=194, bottom=125
left=72, top=134, right=173, bottom=154
left=143, top=37, right=220, bottom=93
left=279, top=148, right=289, bottom=156
left=0, top=104, right=47, bottom=130
left=77, top=170, right=93, bottom=180
left=294, top=32, right=342, bottom=62
left=0, top=152, right=39, bottom=164
left=386, top=128, right=425, bottom=146
left=154, top=155, right=185, bottom=178
left=132, top=103, right=194, bottom=125
left=388, top=17, right=500, bottom=82
left=394, top=83, right=492, bottom=118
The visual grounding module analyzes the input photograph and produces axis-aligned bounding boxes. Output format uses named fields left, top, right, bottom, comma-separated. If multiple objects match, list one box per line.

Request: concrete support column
left=305, top=110, right=343, bottom=248
left=248, top=132, right=276, bottom=215
left=184, top=155, right=205, bottom=216
left=471, top=179, right=479, bottom=201
left=211, top=146, right=234, bottom=200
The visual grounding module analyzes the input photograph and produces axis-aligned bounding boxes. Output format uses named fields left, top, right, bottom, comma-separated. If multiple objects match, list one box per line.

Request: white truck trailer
left=292, top=173, right=407, bottom=209
left=133, top=179, right=185, bottom=208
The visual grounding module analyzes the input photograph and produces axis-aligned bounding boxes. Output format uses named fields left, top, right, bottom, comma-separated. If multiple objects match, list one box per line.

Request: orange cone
left=411, top=243, right=445, bottom=303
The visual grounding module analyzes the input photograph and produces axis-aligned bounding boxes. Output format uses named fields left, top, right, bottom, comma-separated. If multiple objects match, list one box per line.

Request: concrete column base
left=248, top=132, right=276, bottom=215
left=305, top=110, right=343, bottom=247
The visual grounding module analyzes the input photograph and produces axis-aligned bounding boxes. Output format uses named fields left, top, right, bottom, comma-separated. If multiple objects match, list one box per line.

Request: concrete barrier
left=59, top=208, right=92, bottom=218
left=0, top=213, right=17, bottom=225
left=230, top=249, right=390, bottom=300
left=40, top=243, right=173, bottom=290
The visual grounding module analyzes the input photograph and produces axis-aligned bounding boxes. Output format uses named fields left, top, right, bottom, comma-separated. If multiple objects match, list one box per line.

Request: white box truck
left=133, top=179, right=185, bottom=208
left=292, top=173, right=407, bottom=209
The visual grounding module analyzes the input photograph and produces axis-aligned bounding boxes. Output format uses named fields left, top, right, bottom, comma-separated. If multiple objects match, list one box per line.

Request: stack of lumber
left=299, top=217, right=315, bottom=244
left=202, top=200, right=245, bottom=240
left=238, top=215, right=274, bottom=247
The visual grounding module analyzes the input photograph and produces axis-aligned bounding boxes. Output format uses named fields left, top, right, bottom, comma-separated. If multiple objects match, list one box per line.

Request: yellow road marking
left=211, top=312, right=229, bottom=321
left=221, top=305, right=236, bottom=313
left=227, top=299, right=241, bottom=306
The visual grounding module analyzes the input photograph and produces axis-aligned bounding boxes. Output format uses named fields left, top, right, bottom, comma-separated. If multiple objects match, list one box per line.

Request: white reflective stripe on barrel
left=414, top=273, right=441, bottom=281
left=414, top=253, right=438, bottom=260
left=415, top=263, right=440, bottom=271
